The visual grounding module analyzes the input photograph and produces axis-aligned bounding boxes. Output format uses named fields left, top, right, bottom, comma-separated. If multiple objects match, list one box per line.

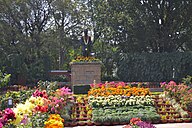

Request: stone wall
left=71, top=62, right=101, bottom=85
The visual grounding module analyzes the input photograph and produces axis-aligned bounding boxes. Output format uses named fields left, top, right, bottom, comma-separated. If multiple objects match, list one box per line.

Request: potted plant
left=182, top=118, right=191, bottom=123
left=186, top=102, right=192, bottom=118
left=78, top=121, right=86, bottom=126
left=112, top=116, right=120, bottom=125
left=93, top=116, right=103, bottom=125
left=167, top=116, right=175, bottom=123
left=161, top=115, right=167, bottom=123
left=175, top=118, right=182, bottom=123
left=119, top=116, right=128, bottom=125
left=86, top=119, right=94, bottom=126
left=151, top=114, right=160, bottom=124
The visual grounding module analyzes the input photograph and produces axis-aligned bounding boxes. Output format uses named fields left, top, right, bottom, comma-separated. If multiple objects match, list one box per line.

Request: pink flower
left=0, top=122, right=3, bottom=128
left=60, top=87, right=72, bottom=95
left=168, top=81, right=176, bottom=86
left=172, top=88, right=176, bottom=92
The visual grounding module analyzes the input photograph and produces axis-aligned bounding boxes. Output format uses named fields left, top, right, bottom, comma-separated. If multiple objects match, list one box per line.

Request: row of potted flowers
left=88, top=83, right=151, bottom=97
left=89, top=95, right=154, bottom=107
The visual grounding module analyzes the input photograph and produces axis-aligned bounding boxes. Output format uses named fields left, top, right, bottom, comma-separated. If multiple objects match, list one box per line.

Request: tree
left=0, top=0, right=91, bottom=83
left=0, top=0, right=54, bottom=83
left=50, top=0, right=89, bottom=69
left=91, top=0, right=192, bottom=53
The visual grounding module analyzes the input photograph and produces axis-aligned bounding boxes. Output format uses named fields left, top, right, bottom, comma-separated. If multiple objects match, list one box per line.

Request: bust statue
left=80, top=29, right=93, bottom=57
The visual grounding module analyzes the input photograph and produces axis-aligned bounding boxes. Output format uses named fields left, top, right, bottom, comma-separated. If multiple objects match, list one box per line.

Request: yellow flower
left=44, top=114, right=64, bottom=128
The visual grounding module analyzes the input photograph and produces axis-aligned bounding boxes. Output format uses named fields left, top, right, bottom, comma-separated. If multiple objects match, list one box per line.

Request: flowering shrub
left=0, top=108, right=15, bottom=127
left=0, top=83, right=73, bottom=127
left=32, top=89, right=48, bottom=99
left=123, top=118, right=156, bottom=128
left=44, top=114, right=64, bottom=128
left=130, top=118, right=141, bottom=125
left=55, top=86, right=72, bottom=97
left=161, top=81, right=192, bottom=105
left=0, top=70, right=11, bottom=88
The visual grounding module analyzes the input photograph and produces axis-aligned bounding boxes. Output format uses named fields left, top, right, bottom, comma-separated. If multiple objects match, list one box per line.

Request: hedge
left=117, top=52, right=192, bottom=82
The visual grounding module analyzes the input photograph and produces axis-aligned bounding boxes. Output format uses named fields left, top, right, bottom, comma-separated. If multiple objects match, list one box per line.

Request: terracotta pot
left=103, top=122, right=111, bottom=126
left=64, top=122, right=70, bottom=127
left=69, top=122, right=77, bottom=127
left=161, top=120, right=167, bottom=123
left=94, top=122, right=102, bottom=126
left=170, top=112, right=177, bottom=114
left=152, top=120, right=160, bottom=124
left=183, top=119, right=191, bottom=123
left=87, top=122, right=94, bottom=126
left=78, top=122, right=86, bottom=126
left=113, top=122, right=119, bottom=125
left=175, top=120, right=182, bottom=123
left=188, top=111, right=192, bottom=118
left=168, top=119, right=175, bottom=123
left=158, top=111, right=166, bottom=115
left=174, top=116, right=179, bottom=118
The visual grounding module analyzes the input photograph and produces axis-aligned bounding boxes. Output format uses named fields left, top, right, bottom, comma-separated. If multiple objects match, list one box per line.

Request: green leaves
left=0, top=70, right=11, bottom=87
left=117, top=52, right=192, bottom=82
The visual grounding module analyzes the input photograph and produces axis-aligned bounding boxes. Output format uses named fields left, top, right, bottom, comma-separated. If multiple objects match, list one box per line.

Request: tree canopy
left=1, top=0, right=192, bottom=83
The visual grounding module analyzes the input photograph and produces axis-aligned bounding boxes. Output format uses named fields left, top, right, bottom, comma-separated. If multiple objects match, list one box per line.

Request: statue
left=80, top=29, right=93, bottom=57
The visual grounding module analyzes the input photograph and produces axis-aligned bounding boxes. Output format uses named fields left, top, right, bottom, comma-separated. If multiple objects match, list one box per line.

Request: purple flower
left=20, top=115, right=28, bottom=125
left=136, top=121, right=156, bottom=128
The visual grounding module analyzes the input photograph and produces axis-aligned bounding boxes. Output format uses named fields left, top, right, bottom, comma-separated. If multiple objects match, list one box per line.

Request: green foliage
left=117, top=52, right=192, bottom=82
left=31, top=113, right=49, bottom=128
left=182, top=75, right=192, bottom=87
left=37, top=81, right=59, bottom=95
left=0, top=0, right=87, bottom=84
left=91, top=105, right=159, bottom=123
left=0, top=70, right=11, bottom=87
left=92, top=0, right=192, bottom=53
left=0, top=90, right=34, bottom=110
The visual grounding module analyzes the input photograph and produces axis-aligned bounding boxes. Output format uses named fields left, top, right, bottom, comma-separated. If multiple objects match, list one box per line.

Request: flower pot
left=168, top=119, right=175, bottom=123
left=166, top=104, right=171, bottom=107
left=94, top=122, right=102, bottom=126
left=78, top=122, right=86, bottom=126
left=161, top=120, right=167, bottom=123
left=158, top=111, right=166, bottom=115
left=175, top=120, right=182, bottom=123
left=187, top=111, right=192, bottom=118
left=69, top=122, right=77, bottom=127
left=113, top=122, right=119, bottom=125
left=174, top=116, right=179, bottom=118
left=152, top=120, right=160, bottom=124
left=183, top=119, right=191, bottom=123
left=103, top=122, right=111, bottom=126
left=64, top=122, right=70, bottom=127
left=87, top=121, right=94, bottom=126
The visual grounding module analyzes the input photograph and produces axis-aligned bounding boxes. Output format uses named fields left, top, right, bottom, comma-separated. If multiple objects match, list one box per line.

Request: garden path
left=66, top=123, right=192, bottom=128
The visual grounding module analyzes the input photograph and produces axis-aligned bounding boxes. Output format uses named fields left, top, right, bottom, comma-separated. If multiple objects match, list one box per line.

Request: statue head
left=83, top=29, right=88, bottom=36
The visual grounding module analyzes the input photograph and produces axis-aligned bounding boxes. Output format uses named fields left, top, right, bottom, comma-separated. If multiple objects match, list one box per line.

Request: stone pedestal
left=71, top=62, right=101, bottom=85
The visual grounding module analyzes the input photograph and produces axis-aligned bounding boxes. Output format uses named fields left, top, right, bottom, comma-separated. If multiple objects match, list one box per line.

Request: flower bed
left=88, top=82, right=160, bottom=125
left=0, top=81, right=74, bottom=127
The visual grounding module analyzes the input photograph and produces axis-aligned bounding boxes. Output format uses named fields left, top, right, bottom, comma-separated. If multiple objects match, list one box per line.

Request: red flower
left=130, top=118, right=141, bottom=125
